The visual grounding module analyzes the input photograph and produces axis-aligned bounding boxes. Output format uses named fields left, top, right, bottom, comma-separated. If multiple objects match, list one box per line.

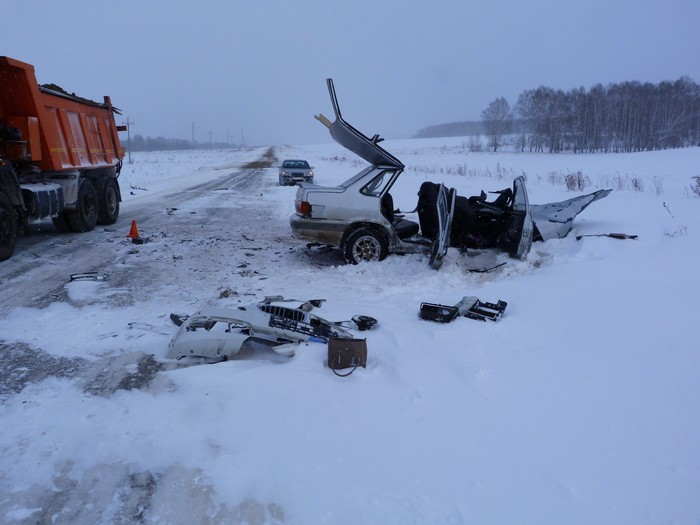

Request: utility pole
left=123, top=116, right=135, bottom=164
left=209, top=131, right=213, bottom=149
left=191, top=122, right=195, bottom=148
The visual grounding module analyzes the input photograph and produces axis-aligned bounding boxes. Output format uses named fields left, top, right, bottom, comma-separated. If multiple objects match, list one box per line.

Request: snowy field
left=1, top=137, right=700, bottom=524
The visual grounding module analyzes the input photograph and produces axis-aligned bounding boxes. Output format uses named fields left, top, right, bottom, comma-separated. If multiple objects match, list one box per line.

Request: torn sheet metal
left=531, top=189, right=612, bottom=241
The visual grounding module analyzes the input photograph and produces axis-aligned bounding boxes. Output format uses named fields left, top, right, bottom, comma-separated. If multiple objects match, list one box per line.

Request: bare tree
left=482, top=97, right=513, bottom=152
left=509, top=77, right=700, bottom=153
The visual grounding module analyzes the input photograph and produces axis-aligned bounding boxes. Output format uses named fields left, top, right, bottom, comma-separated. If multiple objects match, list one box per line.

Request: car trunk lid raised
left=314, top=79, right=404, bottom=170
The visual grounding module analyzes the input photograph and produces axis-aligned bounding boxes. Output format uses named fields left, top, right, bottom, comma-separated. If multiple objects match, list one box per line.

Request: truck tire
left=0, top=190, right=17, bottom=261
left=67, top=178, right=98, bottom=232
left=97, top=178, right=120, bottom=225
left=342, top=226, right=388, bottom=264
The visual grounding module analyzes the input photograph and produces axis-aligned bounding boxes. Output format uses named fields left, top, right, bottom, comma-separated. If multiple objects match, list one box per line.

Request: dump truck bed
left=0, top=56, right=124, bottom=172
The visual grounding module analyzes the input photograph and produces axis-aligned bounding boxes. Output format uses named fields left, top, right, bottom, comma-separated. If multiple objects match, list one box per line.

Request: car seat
left=417, top=182, right=440, bottom=239
left=382, top=192, right=419, bottom=239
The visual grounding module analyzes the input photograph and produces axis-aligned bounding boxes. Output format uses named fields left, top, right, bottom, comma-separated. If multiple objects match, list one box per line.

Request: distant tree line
left=127, top=135, right=192, bottom=152
left=507, top=77, right=700, bottom=153
left=419, top=77, right=700, bottom=153
left=414, top=121, right=484, bottom=139
left=125, top=134, right=239, bottom=152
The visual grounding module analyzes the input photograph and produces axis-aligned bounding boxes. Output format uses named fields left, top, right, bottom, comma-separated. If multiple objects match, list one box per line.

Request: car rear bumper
left=289, top=214, right=345, bottom=245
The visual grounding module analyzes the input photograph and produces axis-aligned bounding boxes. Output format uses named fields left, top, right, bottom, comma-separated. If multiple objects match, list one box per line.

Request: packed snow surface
left=1, top=138, right=699, bottom=524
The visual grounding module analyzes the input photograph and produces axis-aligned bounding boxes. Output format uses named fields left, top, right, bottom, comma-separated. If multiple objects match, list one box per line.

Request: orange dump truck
left=0, top=56, right=126, bottom=260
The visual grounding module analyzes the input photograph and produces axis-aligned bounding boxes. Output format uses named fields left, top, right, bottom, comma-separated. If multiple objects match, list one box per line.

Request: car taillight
left=296, top=200, right=312, bottom=216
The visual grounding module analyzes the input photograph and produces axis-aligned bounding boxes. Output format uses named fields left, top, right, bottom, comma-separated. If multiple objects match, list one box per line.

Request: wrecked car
left=290, top=79, right=611, bottom=268
left=167, top=296, right=373, bottom=361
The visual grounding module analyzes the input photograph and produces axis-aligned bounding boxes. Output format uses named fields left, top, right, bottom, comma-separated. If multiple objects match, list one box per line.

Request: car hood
left=315, top=79, right=404, bottom=169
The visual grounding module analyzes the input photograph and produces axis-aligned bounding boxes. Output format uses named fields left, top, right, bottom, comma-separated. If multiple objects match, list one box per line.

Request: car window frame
left=360, top=168, right=402, bottom=197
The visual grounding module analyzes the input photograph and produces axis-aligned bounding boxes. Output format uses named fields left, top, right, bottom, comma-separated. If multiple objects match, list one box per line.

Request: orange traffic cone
left=127, top=220, right=140, bottom=239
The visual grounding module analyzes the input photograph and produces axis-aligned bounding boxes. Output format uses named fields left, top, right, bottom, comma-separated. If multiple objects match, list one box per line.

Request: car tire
left=342, top=226, right=388, bottom=264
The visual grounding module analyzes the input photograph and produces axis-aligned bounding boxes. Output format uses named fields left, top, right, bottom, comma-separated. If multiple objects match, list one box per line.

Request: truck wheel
left=67, top=178, right=98, bottom=232
left=0, top=190, right=17, bottom=261
left=342, top=227, right=388, bottom=264
left=97, top=178, right=120, bottom=225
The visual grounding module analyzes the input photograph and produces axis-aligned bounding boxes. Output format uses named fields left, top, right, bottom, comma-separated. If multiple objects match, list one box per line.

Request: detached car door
left=506, top=176, right=533, bottom=259
left=428, top=184, right=456, bottom=269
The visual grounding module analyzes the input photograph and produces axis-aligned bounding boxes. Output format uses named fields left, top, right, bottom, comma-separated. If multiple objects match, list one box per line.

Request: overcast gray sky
left=4, top=0, right=699, bottom=146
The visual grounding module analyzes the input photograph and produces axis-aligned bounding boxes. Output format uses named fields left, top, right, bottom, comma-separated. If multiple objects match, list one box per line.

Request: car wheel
left=342, top=227, right=388, bottom=264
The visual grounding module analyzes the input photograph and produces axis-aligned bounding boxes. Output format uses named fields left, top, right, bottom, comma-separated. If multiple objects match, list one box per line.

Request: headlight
left=308, top=171, right=313, bottom=177
left=281, top=170, right=288, bottom=176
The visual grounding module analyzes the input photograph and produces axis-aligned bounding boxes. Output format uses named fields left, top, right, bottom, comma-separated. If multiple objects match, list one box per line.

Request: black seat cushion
left=394, top=219, right=420, bottom=239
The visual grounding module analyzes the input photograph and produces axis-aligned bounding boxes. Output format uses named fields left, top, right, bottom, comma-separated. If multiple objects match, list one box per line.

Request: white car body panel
left=167, top=299, right=352, bottom=361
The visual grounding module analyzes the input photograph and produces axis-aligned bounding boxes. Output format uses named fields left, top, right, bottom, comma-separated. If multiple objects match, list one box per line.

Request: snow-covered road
left=2, top=161, right=273, bottom=310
